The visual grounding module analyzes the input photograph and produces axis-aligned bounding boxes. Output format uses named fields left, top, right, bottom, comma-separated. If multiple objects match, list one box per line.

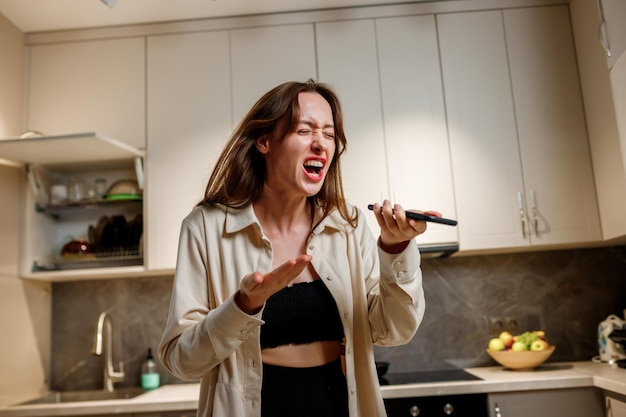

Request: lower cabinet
left=488, top=388, right=604, bottom=417
left=606, top=392, right=626, bottom=417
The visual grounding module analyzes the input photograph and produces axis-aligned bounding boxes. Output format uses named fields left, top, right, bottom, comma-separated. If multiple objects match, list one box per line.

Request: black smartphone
left=367, top=204, right=458, bottom=226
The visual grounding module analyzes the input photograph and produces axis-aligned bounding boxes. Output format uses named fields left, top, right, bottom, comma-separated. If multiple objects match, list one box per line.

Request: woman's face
left=257, top=91, right=336, bottom=198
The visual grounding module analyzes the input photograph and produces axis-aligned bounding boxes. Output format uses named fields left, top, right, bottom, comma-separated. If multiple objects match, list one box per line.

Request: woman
left=158, top=79, right=434, bottom=417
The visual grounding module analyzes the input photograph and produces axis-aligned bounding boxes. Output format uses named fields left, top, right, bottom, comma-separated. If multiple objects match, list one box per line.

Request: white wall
left=0, top=12, right=51, bottom=406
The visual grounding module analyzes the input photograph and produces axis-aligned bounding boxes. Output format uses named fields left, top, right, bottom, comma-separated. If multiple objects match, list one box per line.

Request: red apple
left=499, top=331, right=514, bottom=349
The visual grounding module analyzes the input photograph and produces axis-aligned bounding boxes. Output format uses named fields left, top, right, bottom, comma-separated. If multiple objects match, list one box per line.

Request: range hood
left=417, top=242, right=459, bottom=258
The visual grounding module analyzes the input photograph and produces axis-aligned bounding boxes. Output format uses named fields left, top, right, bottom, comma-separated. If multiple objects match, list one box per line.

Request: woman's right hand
left=235, top=254, right=312, bottom=315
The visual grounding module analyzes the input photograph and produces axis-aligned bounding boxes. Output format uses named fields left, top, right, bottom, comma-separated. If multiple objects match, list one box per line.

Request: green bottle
left=141, top=348, right=160, bottom=390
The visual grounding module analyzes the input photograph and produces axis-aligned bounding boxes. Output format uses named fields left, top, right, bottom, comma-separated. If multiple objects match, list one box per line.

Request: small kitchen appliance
left=597, top=314, right=626, bottom=362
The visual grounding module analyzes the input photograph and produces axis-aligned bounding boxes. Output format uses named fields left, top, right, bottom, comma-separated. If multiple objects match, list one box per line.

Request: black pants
left=261, top=358, right=349, bottom=417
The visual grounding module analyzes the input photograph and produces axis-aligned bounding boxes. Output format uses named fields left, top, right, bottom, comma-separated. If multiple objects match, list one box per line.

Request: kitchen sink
left=18, top=387, right=146, bottom=405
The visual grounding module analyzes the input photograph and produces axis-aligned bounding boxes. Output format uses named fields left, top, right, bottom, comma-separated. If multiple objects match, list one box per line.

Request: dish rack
left=56, top=247, right=143, bottom=270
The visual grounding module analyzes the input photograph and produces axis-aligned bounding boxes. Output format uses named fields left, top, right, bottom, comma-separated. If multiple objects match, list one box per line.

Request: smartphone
left=367, top=204, right=458, bottom=226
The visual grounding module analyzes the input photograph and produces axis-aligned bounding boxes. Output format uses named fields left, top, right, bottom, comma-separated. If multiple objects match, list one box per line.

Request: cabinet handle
left=517, top=191, right=527, bottom=239
left=530, top=190, right=538, bottom=238
left=494, top=402, right=503, bottom=417
left=134, top=156, right=144, bottom=190
left=597, top=0, right=612, bottom=57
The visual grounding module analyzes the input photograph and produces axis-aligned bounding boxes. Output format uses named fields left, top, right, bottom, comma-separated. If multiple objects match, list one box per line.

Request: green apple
left=511, top=341, right=528, bottom=351
left=531, top=339, right=549, bottom=351
left=488, top=337, right=506, bottom=351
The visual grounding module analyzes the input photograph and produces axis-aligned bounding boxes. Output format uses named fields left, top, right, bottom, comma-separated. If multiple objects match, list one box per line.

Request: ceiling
left=0, top=0, right=431, bottom=33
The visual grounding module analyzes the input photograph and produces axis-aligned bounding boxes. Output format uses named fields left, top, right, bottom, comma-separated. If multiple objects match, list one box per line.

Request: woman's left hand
left=371, top=200, right=441, bottom=253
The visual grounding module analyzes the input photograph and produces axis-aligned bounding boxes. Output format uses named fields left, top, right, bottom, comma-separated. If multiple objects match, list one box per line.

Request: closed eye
left=297, top=129, right=335, bottom=139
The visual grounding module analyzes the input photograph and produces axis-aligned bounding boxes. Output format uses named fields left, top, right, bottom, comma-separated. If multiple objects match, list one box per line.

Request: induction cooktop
left=380, top=368, right=482, bottom=385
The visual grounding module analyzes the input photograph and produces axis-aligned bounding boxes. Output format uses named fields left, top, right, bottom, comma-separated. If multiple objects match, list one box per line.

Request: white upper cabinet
left=316, top=19, right=389, bottom=233
left=439, top=10, right=524, bottom=250
left=17, top=2, right=612, bottom=276
left=316, top=17, right=457, bottom=246
left=504, top=7, right=600, bottom=245
left=375, top=15, right=457, bottom=246
left=146, top=31, right=232, bottom=271
left=597, top=0, right=626, bottom=69
left=146, top=24, right=317, bottom=271
left=439, top=7, right=601, bottom=251
left=230, top=24, right=317, bottom=122
left=570, top=0, right=626, bottom=242
left=604, top=0, right=626, bottom=190
left=611, top=53, right=626, bottom=197
left=26, top=38, right=146, bottom=150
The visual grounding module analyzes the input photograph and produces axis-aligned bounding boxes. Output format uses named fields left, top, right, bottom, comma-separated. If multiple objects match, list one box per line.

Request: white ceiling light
left=100, top=0, right=118, bottom=7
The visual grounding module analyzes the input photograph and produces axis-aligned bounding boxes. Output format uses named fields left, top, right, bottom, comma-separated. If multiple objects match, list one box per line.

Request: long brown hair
left=199, top=79, right=357, bottom=227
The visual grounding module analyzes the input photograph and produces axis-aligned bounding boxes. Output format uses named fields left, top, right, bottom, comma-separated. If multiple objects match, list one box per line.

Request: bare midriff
left=262, top=340, right=343, bottom=368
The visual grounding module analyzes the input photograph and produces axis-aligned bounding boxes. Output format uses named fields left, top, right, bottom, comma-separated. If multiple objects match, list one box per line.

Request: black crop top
left=260, top=280, right=345, bottom=349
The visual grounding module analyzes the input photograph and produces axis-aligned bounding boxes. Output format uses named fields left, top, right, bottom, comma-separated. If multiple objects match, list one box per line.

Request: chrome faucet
left=92, top=312, right=125, bottom=392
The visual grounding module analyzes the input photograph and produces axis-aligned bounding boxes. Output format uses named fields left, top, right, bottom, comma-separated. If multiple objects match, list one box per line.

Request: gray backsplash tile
left=51, top=246, right=626, bottom=390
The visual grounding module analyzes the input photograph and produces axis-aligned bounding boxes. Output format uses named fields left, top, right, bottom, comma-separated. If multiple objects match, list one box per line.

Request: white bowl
left=107, top=179, right=141, bottom=196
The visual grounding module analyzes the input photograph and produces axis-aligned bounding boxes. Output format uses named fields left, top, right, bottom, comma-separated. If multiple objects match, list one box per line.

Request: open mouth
left=303, top=160, right=324, bottom=178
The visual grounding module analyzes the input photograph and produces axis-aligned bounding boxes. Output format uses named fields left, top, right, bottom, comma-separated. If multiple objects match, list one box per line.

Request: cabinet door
left=504, top=6, right=601, bottom=245
left=376, top=15, right=457, bottom=245
left=605, top=3, right=626, bottom=198
left=27, top=38, right=145, bottom=149
left=607, top=395, right=626, bottom=417
left=438, top=11, right=526, bottom=250
left=440, top=8, right=601, bottom=251
left=0, top=165, right=21, bottom=277
left=489, top=388, right=604, bottom=417
left=569, top=0, right=626, bottom=242
left=610, top=52, right=626, bottom=194
left=146, top=31, right=232, bottom=271
left=230, top=24, right=317, bottom=123
left=316, top=19, right=388, bottom=234
left=599, top=0, right=626, bottom=69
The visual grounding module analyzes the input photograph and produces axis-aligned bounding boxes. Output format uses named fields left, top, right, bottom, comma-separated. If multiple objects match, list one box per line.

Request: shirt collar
left=224, top=204, right=259, bottom=234
left=223, top=203, right=346, bottom=235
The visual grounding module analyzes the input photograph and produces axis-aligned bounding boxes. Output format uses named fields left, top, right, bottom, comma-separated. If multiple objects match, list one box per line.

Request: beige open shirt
left=158, top=203, right=425, bottom=417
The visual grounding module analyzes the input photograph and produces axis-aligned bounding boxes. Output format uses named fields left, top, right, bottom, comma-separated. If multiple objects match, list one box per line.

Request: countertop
left=2, top=361, right=624, bottom=416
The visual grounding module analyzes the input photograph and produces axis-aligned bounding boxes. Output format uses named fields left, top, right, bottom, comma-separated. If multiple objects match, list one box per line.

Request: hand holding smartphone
left=367, top=204, right=458, bottom=226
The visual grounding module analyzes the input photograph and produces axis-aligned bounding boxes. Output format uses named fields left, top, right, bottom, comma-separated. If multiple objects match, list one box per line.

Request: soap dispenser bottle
left=141, top=348, right=160, bottom=390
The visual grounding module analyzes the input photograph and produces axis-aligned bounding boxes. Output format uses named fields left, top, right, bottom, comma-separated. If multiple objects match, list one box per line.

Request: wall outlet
left=489, top=316, right=522, bottom=335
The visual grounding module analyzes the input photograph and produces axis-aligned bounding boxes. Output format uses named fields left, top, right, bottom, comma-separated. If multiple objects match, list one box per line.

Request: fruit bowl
left=486, top=346, right=555, bottom=370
